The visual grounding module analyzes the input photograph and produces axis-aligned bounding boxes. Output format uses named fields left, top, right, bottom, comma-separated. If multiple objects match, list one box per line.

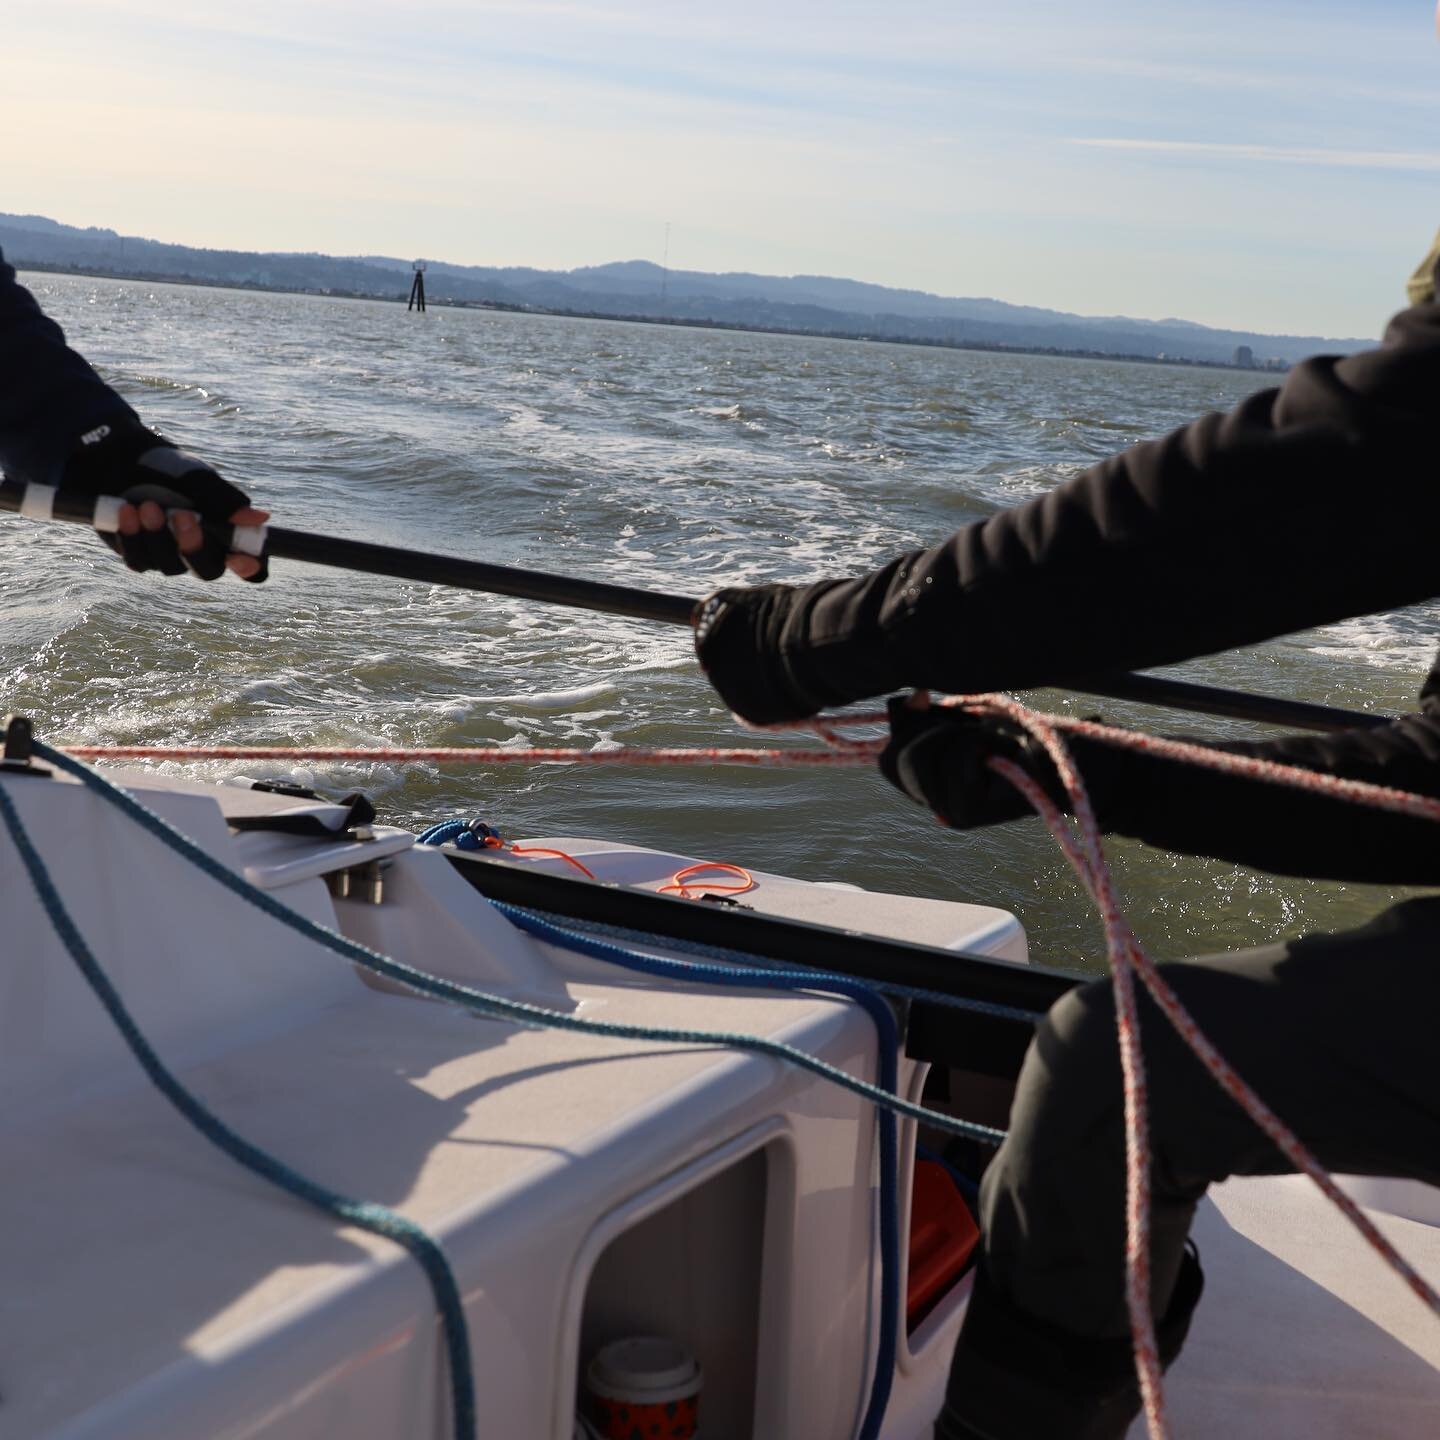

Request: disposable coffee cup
left=585, top=1335, right=702, bottom=1439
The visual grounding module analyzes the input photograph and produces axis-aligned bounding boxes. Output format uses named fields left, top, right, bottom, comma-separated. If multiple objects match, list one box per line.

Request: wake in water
left=5, top=272, right=1435, bottom=968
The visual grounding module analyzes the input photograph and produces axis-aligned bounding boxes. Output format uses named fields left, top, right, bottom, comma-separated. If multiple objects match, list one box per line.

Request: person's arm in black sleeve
left=0, top=247, right=268, bottom=580
left=884, top=700, right=1440, bottom=885
left=0, top=248, right=141, bottom=483
left=698, top=302, right=1440, bottom=722
left=1076, top=712, right=1440, bottom=884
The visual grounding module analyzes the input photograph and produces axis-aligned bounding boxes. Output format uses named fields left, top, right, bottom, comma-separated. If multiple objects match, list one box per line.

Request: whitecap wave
left=448, top=681, right=620, bottom=714
left=1299, top=613, right=1438, bottom=674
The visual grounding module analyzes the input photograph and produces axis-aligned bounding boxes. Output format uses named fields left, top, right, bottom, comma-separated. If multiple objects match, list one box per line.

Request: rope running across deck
left=57, top=742, right=881, bottom=765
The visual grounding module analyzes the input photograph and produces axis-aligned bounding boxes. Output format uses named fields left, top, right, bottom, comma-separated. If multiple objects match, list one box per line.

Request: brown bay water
left=2, top=272, right=1429, bottom=974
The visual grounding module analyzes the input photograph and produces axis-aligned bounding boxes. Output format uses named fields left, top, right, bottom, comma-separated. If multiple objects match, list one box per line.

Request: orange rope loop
left=502, top=843, right=598, bottom=880
left=656, top=861, right=756, bottom=899
left=471, top=833, right=598, bottom=880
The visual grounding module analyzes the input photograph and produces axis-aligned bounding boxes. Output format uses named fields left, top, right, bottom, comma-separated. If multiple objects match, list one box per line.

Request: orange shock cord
left=480, top=835, right=751, bottom=899
left=479, top=835, right=598, bottom=880
left=477, top=835, right=754, bottom=900
left=656, top=861, right=756, bottom=900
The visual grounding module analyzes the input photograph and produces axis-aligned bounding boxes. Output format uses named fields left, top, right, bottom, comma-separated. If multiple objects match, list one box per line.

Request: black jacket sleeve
left=0, top=248, right=141, bottom=484
left=759, top=302, right=1440, bottom=710
left=1065, top=708, right=1440, bottom=884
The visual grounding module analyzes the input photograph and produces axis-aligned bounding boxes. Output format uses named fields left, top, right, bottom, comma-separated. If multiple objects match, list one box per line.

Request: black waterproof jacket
left=734, top=299, right=1440, bottom=883
left=0, top=247, right=140, bottom=485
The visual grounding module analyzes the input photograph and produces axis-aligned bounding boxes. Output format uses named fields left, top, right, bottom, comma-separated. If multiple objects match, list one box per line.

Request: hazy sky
left=7, top=0, right=1438, bottom=338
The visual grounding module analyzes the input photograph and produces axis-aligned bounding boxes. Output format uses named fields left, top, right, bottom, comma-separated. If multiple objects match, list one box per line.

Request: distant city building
left=1233, top=345, right=1255, bottom=368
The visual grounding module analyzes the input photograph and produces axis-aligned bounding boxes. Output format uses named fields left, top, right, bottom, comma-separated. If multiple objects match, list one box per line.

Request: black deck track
left=445, top=849, right=1078, bottom=1076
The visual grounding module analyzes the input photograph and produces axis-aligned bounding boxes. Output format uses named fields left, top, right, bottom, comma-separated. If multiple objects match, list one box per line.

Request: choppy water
left=3, top=273, right=1432, bottom=972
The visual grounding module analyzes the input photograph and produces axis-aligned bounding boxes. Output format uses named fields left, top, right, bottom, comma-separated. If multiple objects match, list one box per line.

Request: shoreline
left=17, top=259, right=1277, bottom=374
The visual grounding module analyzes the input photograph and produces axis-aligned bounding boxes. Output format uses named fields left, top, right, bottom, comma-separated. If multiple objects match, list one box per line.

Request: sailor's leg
left=936, top=894, right=1440, bottom=1440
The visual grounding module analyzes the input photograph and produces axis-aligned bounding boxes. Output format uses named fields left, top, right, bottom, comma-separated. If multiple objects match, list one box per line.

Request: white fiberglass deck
left=0, top=765, right=1006, bottom=1440
left=5, top=764, right=1436, bottom=1439
left=1128, top=1176, right=1440, bottom=1438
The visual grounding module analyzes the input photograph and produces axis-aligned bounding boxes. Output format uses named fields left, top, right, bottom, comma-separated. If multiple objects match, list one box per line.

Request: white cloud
left=1069, top=139, right=1440, bottom=173
left=1048, top=57, right=1440, bottom=110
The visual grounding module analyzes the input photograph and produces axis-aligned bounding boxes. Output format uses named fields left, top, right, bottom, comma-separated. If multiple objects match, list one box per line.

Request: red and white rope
left=947, top=693, right=1440, bottom=1440
left=982, top=718, right=1170, bottom=1433
left=58, top=742, right=884, bottom=766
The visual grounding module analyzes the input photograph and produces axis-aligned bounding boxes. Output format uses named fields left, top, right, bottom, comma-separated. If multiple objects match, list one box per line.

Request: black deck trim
left=444, top=850, right=1078, bottom=1075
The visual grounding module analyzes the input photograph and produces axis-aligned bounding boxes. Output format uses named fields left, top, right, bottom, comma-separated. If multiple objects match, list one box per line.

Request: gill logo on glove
left=694, top=594, right=727, bottom=644
left=78, top=424, right=112, bottom=447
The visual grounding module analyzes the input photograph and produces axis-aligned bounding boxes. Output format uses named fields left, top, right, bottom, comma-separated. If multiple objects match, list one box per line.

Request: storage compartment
left=577, top=1145, right=772, bottom=1438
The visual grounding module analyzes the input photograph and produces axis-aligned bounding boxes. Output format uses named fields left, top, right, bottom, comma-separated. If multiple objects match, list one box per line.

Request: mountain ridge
left=1, top=212, right=1372, bottom=367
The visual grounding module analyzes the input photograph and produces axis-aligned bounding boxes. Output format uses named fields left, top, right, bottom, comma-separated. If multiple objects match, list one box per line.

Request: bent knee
left=1038, top=977, right=1123, bottom=1089
left=1005, top=977, right=1124, bottom=1145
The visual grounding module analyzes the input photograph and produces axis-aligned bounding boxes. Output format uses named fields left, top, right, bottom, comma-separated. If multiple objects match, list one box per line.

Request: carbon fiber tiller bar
left=0, top=478, right=696, bottom=625
left=0, top=479, right=1388, bottom=731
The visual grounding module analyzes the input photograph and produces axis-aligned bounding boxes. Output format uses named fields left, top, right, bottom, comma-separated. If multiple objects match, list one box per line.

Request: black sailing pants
left=940, top=895, right=1440, bottom=1440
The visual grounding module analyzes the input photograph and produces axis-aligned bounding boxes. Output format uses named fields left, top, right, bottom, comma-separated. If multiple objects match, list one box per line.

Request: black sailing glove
left=693, top=577, right=908, bottom=723
left=694, top=585, right=821, bottom=723
left=61, top=421, right=267, bottom=581
left=878, top=698, right=1069, bottom=829
left=694, top=550, right=948, bottom=724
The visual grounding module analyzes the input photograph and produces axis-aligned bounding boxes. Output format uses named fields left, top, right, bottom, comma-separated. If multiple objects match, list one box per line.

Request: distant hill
left=0, top=212, right=1372, bottom=368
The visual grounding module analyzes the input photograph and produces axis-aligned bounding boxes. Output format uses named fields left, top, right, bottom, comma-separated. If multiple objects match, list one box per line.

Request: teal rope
left=0, top=778, right=476, bottom=1440
left=35, top=742, right=1006, bottom=1148
left=14, top=744, right=1008, bottom=1439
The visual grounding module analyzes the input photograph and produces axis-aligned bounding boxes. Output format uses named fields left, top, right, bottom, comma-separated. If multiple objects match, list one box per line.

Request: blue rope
left=0, top=779, right=476, bottom=1440
left=471, top=896, right=1041, bottom=1027
left=24, top=745, right=1010, bottom=1440
left=416, top=819, right=502, bottom=851
left=490, top=899, right=902, bottom=1440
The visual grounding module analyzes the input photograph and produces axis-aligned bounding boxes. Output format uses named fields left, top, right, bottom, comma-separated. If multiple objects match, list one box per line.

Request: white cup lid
left=587, top=1336, right=701, bottom=1399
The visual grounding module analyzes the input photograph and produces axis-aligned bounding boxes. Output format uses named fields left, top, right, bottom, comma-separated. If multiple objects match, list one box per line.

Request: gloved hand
left=878, top=697, right=1061, bottom=828
left=693, top=584, right=822, bottom=724
left=693, top=550, right=943, bottom=724
left=61, top=421, right=268, bottom=581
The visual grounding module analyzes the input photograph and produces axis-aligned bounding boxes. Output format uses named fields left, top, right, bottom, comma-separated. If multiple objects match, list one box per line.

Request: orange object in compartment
left=907, top=1157, right=980, bottom=1327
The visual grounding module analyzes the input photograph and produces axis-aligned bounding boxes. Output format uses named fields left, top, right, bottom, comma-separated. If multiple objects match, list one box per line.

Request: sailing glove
left=694, top=585, right=815, bottom=723
left=879, top=699, right=1066, bottom=829
left=61, top=421, right=267, bottom=581
left=694, top=576, right=914, bottom=724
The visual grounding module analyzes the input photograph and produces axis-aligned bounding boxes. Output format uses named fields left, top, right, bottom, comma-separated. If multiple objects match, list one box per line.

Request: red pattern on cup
left=587, top=1392, right=699, bottom=1439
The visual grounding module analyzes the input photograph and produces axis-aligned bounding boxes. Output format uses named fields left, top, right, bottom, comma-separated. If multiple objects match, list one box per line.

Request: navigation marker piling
left=659, top=221, right=671, bottom=319
left=408, top=260, right=427, bottom=313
